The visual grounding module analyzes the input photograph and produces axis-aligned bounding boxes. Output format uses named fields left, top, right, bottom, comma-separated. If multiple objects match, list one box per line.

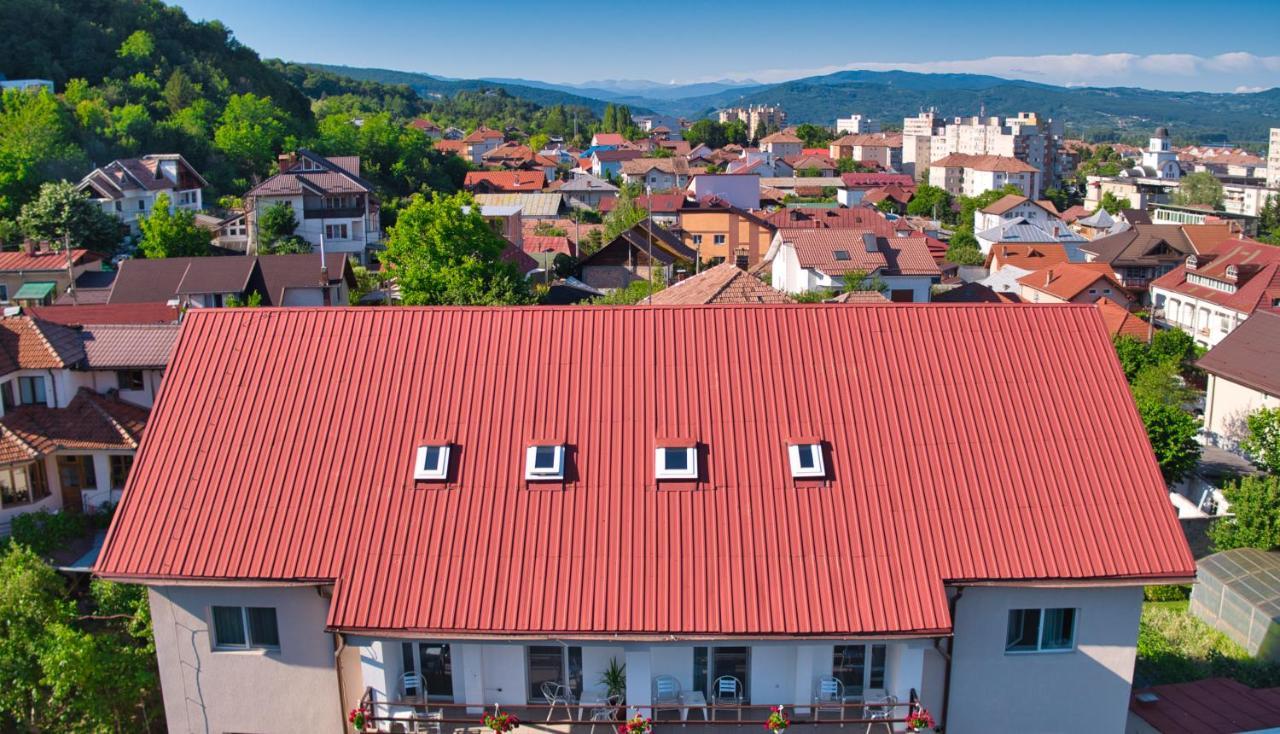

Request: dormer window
left=414, top=444, right=451, bottom=481
left=655, top=443, right=698, bottom=480
left=788, top=441, right=826, bottom=478
left=525, top=444, right=565, bottom=481
left=833, top=250, right=851, bottom=261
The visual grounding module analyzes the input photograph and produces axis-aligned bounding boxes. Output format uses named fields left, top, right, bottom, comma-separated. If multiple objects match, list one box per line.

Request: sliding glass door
left=526, top=645, right=583, bottom=703
left=400, top=641, right=454, bottom=701
left=692, top=646, right=751, bottom=703
left=833, top=644, right=886, bottom=698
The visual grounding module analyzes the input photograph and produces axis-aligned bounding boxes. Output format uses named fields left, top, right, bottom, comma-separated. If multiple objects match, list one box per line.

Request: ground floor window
left=116, top=370, right=145, bottom=391
left=527, top=645, right=583, bottom=702
left=0, top=461, right=50, bottom=508
left=692, top=646, right=750, bottom=703
left=57, top=455, right=97, bottom=492
left=401, top=641, right=454, bottom=700
left=109, top=455, right=133, bottom=490
left=1005, top=607, right=1077, bottom=653
left=211, top=606, right=279, bottom=650
left=833, top=644, right=886, bottom=697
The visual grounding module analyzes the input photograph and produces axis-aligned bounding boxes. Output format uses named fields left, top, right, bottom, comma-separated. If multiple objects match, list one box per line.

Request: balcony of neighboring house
left=172, top=189, right=202, bottom=211
left=353, top=640, right=932, bottom=734
left=303, top=194, right=368, bottom=221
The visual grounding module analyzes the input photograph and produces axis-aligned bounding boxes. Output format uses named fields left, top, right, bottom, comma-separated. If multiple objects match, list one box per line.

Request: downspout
left=334, top=631, right=350, bottom=731
left=940, top=586, right=964, bottom=732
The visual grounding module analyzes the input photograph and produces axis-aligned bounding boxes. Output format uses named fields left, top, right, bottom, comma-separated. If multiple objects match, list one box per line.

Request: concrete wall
left=947, top=585, right=1142, bottom=734
left=1204, top=373, right=1279, bottom=444
left=149, top=584, right=343, bottom=734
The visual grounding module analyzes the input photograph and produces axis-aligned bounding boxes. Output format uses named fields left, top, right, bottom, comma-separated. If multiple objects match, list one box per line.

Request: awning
left=13, top=281, right=57, bottom=300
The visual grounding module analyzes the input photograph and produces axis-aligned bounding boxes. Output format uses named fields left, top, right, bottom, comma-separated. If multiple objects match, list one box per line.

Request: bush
left=1144, top=585, right=1191, bottom=602
left=1137, top=601, right=1280, bottom=687
left=7, top=510, right=88, bottom=555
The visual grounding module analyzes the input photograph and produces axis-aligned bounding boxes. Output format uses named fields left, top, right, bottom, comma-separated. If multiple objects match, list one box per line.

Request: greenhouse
left=1191, top=548, right=1280, bottom=659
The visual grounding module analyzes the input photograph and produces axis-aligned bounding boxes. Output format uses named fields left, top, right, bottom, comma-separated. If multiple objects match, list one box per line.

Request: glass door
left=400, top=642, right=454, bottom=701
left=694, top=646, right=751, bottom=704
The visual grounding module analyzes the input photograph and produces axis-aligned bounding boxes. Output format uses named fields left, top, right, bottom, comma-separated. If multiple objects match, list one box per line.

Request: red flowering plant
left=618, top=713, right=652, bottom=734
left=483, top=708, right=520, bottom=733
left=348, top=706, right=369, bottom=731
left=763, top=705, right=790, bottom=732
left=904, top=707, right=935, bottom=731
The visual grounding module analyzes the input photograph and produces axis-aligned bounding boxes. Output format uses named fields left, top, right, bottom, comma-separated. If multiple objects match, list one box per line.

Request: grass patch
left=1136, top=599, right=1280, bottom=688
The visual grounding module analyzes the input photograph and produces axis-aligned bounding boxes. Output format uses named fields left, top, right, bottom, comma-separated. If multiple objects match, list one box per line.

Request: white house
left=973, top=195, right=1064, bottom=238
left=1150, top=240, right=1280, bottom=347
left=1197, top=310, right=1280, bottom=449
left=928, top=154, right=1040, bottom=199
left=764, top=228, right=941, bottom=302
left=95, top=306, right=1194, bottom=734
left=243, top=151, right=381, bottom=264
left=688, top=174, right=760, bottom=211
left=78, top=154, right=207, bottom=235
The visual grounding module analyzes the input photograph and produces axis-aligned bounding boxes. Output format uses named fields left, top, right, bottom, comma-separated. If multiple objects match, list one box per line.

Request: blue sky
left=172, top=0, right=1280, bottom=92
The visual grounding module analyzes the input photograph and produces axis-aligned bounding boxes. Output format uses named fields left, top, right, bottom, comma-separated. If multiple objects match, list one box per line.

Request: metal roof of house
left=80, top=324, right=181, bottom=369
left=1197, top=310, right=1280, bottom=396
left=473, top=193, right=564, bottom=218
left=96, top=305, right=1194, bottom=637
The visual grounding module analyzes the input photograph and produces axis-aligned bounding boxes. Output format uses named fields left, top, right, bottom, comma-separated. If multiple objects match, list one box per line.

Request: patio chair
left=401, top=672, right=426, bottom=700
left=542, top=681, right=576, bottom=721
left=652, top=675, right=681, bottom=719
left=813, top=676, right=845, bottom=722
left=588, top=695, right=622, bottom=734
left=711, top=676, right=743, bottom=721
left=862, top=695, right=896, bottom=734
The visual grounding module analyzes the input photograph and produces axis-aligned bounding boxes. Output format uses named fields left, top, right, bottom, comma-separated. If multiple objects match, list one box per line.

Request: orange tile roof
left=1017, top=263, right=1125, bottom=301
left=980, top=194, right=1058, bottom=216
left=647, top=263, right=792, bottom=305
left=985, top=244, right=1072, bottom=272
left=760, top=131, right=802, bottom=144
left=0, top=249, right=97, bottom=273
left=0, top=316, right=84, bottom=375
left=1095, top=298, right=1149, bottom=341
left=463, top=170, right=545, bottom=192
left=780, top=228, right=941, bottom=277
left=930, top=153, right=1039, bottom=173
left=0, top=389, right=148, bottom=465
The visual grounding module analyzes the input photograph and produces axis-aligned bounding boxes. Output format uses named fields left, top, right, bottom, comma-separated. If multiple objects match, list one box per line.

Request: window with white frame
left=17, top=376, right=45, bottom=405
left=211, top=606, right=280, bottom=650
left=414, top=444, right=451, bottom=481
left=655, top=445, right=697, bottom=479
left=1005, top=607, right=1077, bottom=653
left=325, top=223, right=349, bottom=240
left=833, top=644, right=886, bottom=696
left=788, top=442, right=825, bottom=478
left=525, top=444, right=565, bottom=480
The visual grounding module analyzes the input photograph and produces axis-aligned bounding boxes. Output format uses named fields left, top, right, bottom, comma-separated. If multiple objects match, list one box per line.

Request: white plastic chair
left=813, top=676, right=845, bottom=722
left=863, top=695, right=896, bottom=734
left=588, top=694, right=622, bottom=734
left=542, top=681, right=575, bottom=721
left=401, top=672, right=425, bottom=700
left=711, top=676, right=743, bottom=721
left=653, top=675, right=681, bottom=719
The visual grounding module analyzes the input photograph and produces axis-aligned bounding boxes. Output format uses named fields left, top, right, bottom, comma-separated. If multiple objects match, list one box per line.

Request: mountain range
left=306, top=64, right=1280, bottom=145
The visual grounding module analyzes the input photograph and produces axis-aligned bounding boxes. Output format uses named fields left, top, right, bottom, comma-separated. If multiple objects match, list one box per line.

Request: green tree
left=1240, top=407, right=1280, bottom=475
left=946, top=230, right=984, bottom=265
left=137, top=193, right=211, bottom=258
left=1132, top=360, right=1195, bottom=409
left=753, top=119, right=767, bottom=145
left=1114, top=335, right=1157, bottom=381
left=1098, top=191, right=1128, bottom=214
left=906, top=184, right=951, bottom=220
left=258, top=201, right=299, bottom=246
left=603, top=188, right=649, bottom=241
left=17, top=180, right=122, bottom=253
left=1257, top=194, right=1280, bottom=246
left=0, top=89, right=87, bottom=217
left=602, top=103, right=617, bottom=133
left=589, top=278, right=665, bottom=304
left=214, top=93, right=289, bottom=178
left=162, top=68, right=201, bottom=113
left=116, top=29, right=155, bottom=61
left=1209, top=475, right=1280, bottom=552
left=1174, top=171, right=1224, bottom=209
left=722, top=120, right=748, bottom=146
left=382, top=191, right=532, bottom=305
left=685, top=120, right=728, bottom=150
left=794, top=123, right=834, bottom=149
left=1150, top=327, right=1199, bottom=367
left=1136, top=397, right=1201, bottom=484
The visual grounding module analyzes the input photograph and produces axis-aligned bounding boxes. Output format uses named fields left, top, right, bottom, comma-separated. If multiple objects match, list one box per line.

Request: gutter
left=940, top=586, right=964, bottom=732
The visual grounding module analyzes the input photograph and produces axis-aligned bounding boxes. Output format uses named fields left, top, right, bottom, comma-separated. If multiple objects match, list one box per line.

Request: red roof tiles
left=463, top=170, right=546, bottom=192
left=96, top=306, right=1194, bottom=636
left=779, top=229, right=941, bottom=277
left=1151, top=240, right=1280, bottom=315
left=0, top=249, right=97, bottom=273
left=930, top=154, right=1039, bottom=173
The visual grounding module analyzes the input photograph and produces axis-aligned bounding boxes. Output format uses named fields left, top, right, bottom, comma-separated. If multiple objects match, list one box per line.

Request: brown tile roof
left=27, top=303, right=180, bottom=327
left=1197, top=310, right=1280, bottom=396
left=80, top=324, right=181, bottom=369
left=462, top=126, right=504, bottom=143
left=980, top=194, right=1058, bottom=216
left=933, top=282, right=1021, bottom=304
left=1059, top=205, right=1092, bottom=223
left=244, top=151, right=374, bottom=197
left=1017, top=263, right=1125, bottom=301
left=621, top=157, right=691, bottom=176
left=523, top=235, right=575, bottom=257
left=930, top=153, right=1039, bottom=173
left=0, top=317, right=84, bottom=375
left=1080, top=224, right=1197, bottom=265
left=760, top=131, right=803, bottom=145
left=647, top=263, right=792, bottom=305
left=434, top=139, right=466, bottom=155
left=779, top=228, right=941, bottom=277
left=463, top=170, right=546, bottom=192
left=826, top=290, right=891, bottom=303
left=0, top=389, right=148, bottom=465
left=830, top=133, right=903, bottom=148
left=592, top=149, right=644, bottom=163
left=1095, top=298, right=1149, bottom=341
left=762, top=206, right=912, bottom=234
left=783, top=155, right=837, bottom=171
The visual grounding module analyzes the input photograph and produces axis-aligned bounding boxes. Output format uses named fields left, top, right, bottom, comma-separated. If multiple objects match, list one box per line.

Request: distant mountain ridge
left=306, top=63, right=1280, bottom=145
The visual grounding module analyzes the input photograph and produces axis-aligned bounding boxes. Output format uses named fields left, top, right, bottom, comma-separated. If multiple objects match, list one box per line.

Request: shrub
left=7, top=510, right=88, bottom=555
left=1144, top=585, right=1191, bottom=602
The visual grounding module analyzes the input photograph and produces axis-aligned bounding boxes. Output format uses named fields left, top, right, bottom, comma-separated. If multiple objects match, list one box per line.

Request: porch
left=352, top=639, right=936, bottom=734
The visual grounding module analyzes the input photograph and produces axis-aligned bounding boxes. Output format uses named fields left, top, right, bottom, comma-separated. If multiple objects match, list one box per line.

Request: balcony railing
left=355, top=691, right=924, bottom=733
left=303, top=206, right=366, bottom=220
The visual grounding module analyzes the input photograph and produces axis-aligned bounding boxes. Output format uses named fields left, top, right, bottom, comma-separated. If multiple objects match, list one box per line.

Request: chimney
left=22, top=239, right=36, bottom=257
left=278, top=152, right=298, bottom=174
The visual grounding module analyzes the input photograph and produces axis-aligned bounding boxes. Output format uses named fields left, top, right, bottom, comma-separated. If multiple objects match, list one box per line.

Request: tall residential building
left=717, top=104, right=785, bottom=134
left=1268, top=127, right=1280, bottom=190
left=901, top=111, right=1065, bottom=188
left=835, top=114, right=879, bottom=135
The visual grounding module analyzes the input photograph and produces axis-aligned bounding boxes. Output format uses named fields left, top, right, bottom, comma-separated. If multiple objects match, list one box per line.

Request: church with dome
left=1120, top=127, right=1183, bottom=179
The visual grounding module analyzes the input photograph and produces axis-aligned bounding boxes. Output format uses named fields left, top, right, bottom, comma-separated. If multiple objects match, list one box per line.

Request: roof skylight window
left=525, top=444, right=565, bottom=481
left=414, top=444, right=451, bottom=481
left=833, top=250, right=851, bottom=261
left=788, top=442, right=826, bottom=479
left=655, top=445, right=698, bottom=480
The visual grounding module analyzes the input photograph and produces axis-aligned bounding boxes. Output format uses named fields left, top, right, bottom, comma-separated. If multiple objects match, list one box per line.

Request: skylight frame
left=525, top=444, right=566, bottom=481
left=414, top=444, right=451, bottom=481
left=788, top=442, right=826, bottom=478
left=655, top=446, right=698, bottom=480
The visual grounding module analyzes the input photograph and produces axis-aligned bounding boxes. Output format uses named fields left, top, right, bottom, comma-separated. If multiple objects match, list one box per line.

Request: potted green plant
left=600, top=657, right=627, bottom=701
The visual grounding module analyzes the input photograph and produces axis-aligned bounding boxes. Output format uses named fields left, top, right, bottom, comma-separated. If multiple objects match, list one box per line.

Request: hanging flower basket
left=904, top=707, right=935, bottom=732
left=618, top=713, right=652, bottom=734
left=348, top=706, right=369, bottom=731
left=483, top=709, right=521, bottom=733
left=764, top=705, right=790, bottom=733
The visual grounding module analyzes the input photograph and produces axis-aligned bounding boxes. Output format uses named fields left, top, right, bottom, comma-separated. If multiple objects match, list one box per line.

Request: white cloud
left=689, top=51, right=1280, bottom=92
left=1235, top=85, right=1266, bottom=93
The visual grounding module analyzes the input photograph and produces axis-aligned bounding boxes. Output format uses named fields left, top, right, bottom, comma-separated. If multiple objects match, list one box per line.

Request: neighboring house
left=591, top=132, right=627, bottom=147
left=77, top=154, right=207, bottom=235
left=1197, top=311, right=1280, bottom=450
left=244, top=151, right=381, bottom=264
left=461, top=127, right=505, bottom=164
left=557, top=174, right=619, bottom=210
left=835, top=173, right=916, bottom=207
left=1071, top=208, right=1118, bottom=239
left=77, top=323, right=179, bottom=408
left=620, top=157, right=693, bottom=190
left=576, top=219, right=694, bottom=291
left=407, top=118, right=441, bottom=138
left=688, top=174, right=761, bottom=211
left=827, top=133, right=903, bottom=171
left=985, top=244, right=1076, bottom=273
left=94, top=305, right=1194, bottom=734
left=472, top=193, right=566, bottom=221
left=973, top=195, right=1066, bottom=240
left=1151, top=241, right=1280, bottom=347
left=106, top=254, right=353, bottom=308
left=765, top=228, right=942, bottom=301
left=974, top=218, right=1086, bottom=256
left=1080, top=223, right=1237, bottom=294
left=933, top=281, right=1020, bottom=303
left=759, top=130, right=804, bottom=158
left=647, top=262, right=792, bottom=304
left=463, top=171, right=546, bottom=193
left=592, top=149, right=644, bottom=179
left=763, top=205, right=915, bottom=235
left=1017, top=263, right=1132, bottom=306
left=0, top=247, right=103, bottom=306
left=461, top=204, right=523, bottom=249
left=599, top=194, right=683, bottom=228
left=27, top=303, right=180, bottom=327
left=929, top=154, right=1041, bottom=198
left=1095, top=298, right=1150, bottom=341
left=215, top=211, right=249, bottom=253
left=677, top=196, right=776, bottom=267
left=778, top=155, right=837, bottom=178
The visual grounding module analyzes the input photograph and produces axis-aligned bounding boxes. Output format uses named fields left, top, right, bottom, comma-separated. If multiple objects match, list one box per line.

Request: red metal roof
left=27, top=303, right=180, bottom=327
left=1130, top=678, right=1280, bottom=734
left=1151, top=240, right=1280, bottom=315
left=96, top=305, right=1194, bottom=637
left=0, top=249, right=97, bottom=272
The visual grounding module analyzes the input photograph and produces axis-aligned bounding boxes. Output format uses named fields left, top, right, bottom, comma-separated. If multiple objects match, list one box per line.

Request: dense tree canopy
left=17, top=180, right=123, bottom=253
left=137, top=192, right=211, bottom=258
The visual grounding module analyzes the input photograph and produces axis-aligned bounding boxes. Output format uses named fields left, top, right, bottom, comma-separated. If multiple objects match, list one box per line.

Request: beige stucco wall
left=149, top=584, right=343, bottom=734
left=1205, top=374, right=1280, bottom=443
left=947, top=585, right=1143, bottom=734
